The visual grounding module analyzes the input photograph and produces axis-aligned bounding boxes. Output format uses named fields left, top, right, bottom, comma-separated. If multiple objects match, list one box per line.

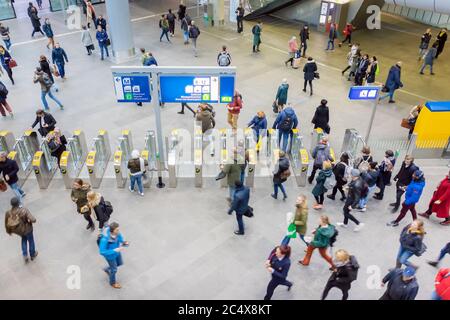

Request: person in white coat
left=81, top=25, right=94, bottom=55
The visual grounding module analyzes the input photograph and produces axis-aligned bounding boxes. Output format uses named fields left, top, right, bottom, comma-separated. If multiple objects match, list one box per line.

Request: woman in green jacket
left=312, top=160, right=333, bottom=210
left=275, top=79, right=289, bottom=112
left=299, top=215, right=335, bottom=268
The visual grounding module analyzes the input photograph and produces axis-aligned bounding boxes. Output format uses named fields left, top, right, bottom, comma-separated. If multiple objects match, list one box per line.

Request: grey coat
left=81, top=30, right=94, bottom=47
left=424, top=47, right=437, bottom=65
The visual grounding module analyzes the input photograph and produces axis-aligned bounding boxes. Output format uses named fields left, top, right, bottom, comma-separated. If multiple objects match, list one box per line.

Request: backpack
left=279, top=115, right=293, bottom=131
left=314, top=147, right=328, bottom=165
left=218, top=52, right=230, bottom=66
left=102, top=200, right=114, bottom=218
left=252, top=25, right=257, bottom=34
left=189, top=26, right=199, bottom=38
left=329, top=228, right=339, bottom=247
left=6, top=211, right=21, bottom=229
left=347, top=256, right=360, bottom=282
left=42, top=73, right=53, bottom=89
left=357, top=159, right=370, bottom=173
left=360, top=180, right=369, bottom=198
left=324, top=174, right=336, bottom=190
left=0, top=81, right=8, bottom=98
left=47, top=140, right=59, bottom=153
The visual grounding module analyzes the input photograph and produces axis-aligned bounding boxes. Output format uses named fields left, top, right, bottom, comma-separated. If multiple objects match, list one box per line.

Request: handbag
left=0, top=180, right=7, bottom=192
left=8, top=59, right=17, bottom=68
left=215, top=171, right=226, bottom=181
left=314, top=72, right=320, bottom=79
left=272, top=101, right=279, bottom=113
left=243, top=205, right=254, bottom=218
left=105, top=39, right=111, bottom=46
left=401, top=118, right=411, bottom=129
left=88, top=44, right=95, bottom=51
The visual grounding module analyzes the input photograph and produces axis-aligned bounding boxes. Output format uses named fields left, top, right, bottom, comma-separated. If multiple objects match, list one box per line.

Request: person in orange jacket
left=432, top=268, right=450, bottom=300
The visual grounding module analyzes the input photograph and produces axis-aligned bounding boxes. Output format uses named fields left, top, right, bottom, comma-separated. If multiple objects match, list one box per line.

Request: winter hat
left=351, top=169, right=360, bottom=177
left=414, top=170, right=424, bottom=179
left=403, top=266, right=416, bottom=278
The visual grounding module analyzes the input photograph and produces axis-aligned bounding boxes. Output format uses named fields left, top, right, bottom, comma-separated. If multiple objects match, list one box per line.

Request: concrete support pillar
left=105, top=0, right=136, bottom=63
left=212, top=0, right=225, bottom=26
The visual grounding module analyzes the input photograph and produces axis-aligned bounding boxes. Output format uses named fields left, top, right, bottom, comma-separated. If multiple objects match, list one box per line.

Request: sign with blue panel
left=113, top=73, right=151, bottom=103
left=159, top=74, right=235, bottom=104
left=348, top=86, right=380, bottom=100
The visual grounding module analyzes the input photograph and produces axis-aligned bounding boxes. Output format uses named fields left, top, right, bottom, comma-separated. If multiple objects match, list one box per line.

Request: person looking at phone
left=99, top=222, right=129, bottom=289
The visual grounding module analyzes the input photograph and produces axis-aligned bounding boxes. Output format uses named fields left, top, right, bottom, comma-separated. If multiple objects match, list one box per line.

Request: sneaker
left=373, top=194, right=383, bottom=200
left=177, top=111, right=184, bottom=114
left=327, top=194, right=335, bottom=200
left=358, top=207, right=367, bottom=212
left=86, top=223, right=92, bottom=230
left=287, top=282, right=293, bottom=291
left=386, top=221, right=399, bottom=227
left=111, top=283, right=122, bottom=289
left=336, top=222, right=348, bottom=228
left=388, top=100, right=396, bottom=104
left=234, top=230, right=244, bottom=235
left=427, top=261, right=439, bottom=267
left=389, top=203, right=397, bottom=207
left=283, top=195, right=287, bottom=201
left=391, top=207, right=399, bottom=213
left=418, top=213, right=430, bottom=219
left=298, top=261, right=308, bottom=266
left=302, top=89, right=307, bottom=93
left=353, top=223, right=364, bottom=232
left=139, top=192, right=144, bottom=196
left=271, top=194, right=277, bottom=200
left=128, top=186, right=134, bottom=193
left=21, top=192, right=26, bottom=198
left=419, top=72, right=424, bottom=75
left=340, top=197, right=346, bottom=202
left=30, top=251, right=38, bottom=261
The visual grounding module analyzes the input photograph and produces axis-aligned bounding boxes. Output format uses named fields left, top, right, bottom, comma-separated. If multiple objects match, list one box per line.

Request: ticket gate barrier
left=0, top=131, right=15, bottom=154
left=86, top=130, right=111, bottom=189
left=118, top=130, right=133, bottom=161
left=33, top=140, right=58, bottom=189
left=341, top=129, right=366, bottom=161
left=267, top=129, right=280, bottom=166
left=142, top=130, right=158, bottom=188
left=194, top=126, right=203, bottom=188
left=8, top=131, right=40, bottom=187
left=113, top=150, right=128, bottom=188
left=219, top=129, right=229, bottom=188
left=167, top=129, right=180, bottom=188
left=60, top=130, right=89, bottom=189
left=289, top=129, right=309, bottom=187
left=310, top=128, right=325, bottom=154
left=244, top=128, right=256, bottom=188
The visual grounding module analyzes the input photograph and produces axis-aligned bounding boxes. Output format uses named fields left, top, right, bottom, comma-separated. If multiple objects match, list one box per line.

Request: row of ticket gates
left=0, top=127, right=365, bottom=191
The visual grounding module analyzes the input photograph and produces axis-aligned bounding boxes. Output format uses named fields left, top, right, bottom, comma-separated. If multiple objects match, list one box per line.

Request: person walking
left=196, top=103, right=216, bottom=156
left=47, top=128, right=67, bottom=167
left=342, top=47, right=356, bottom=76
left=4, top=197, right=37, bottom=263
left=428, top=242, right=450, bottom=267
left=0, top=80, right=13, bottom=118
left=0, top=45, right=14, bottom=85
left=357, top=162, right=379, bottom=212
left=419, top=169, right=450, bottom=225
left=321, top=250, right=359, bottom=300
left=336, top=169, right=366, bottom=232
left=85, top=0, right=96, bottom=29
left=325, top=23, right=337, bottom=51
left=99, top=222, right=129, bottom=289
left=177, top=3, right=187, bottom=21
left=373, top=150, right=396, bottom=200
left=81, top=25, right=94, bottom=55
left=312, top=160, right=334, bottom=210
left=42, top=18, right=55, bottom=49
left=227, top=90, right=242, bottom=130
left=96, top=26, right=110, bottom=60
left=380, top=62, right=403, bottom=103
left=178, top=102, right=196, bottom=116
left=30, top=109, right=56, bottom=137
left=39, top=55, right=54, bottom=84
left=299, top=215, right=336, bottom=269
left=252, top=21, right=262, bottom=53
left=70, top=178, right=94, bottom=231
left=299, top=25, right=309, bottom=57
left=127, top=149, right=148, bottom=196
left=275, top=79, right=289, bottom=112
left=189, top=21, right=200, bottom=57
left=435, top=28, right=448, bottom=59
left=0, top=152, right=26, bottom=202
left=309, top=137, right=333, bottom=184
left=395, top=220, right=426, bottom=269
left=29, top=6, right=44, bottom=38
left=292, top=194, right=309, bottom=245
left=217, top=45, right=232, bottom=67
left=365, top=56, right=379, bottom=84
left=181, top=14, right=190, bottom=45
left=390, top=155, right=418, bottom=213
left=272, top=105, right=298, bottom=152
left=271, top=151, right=290, bottom=200
left=328, top=152, right=350, bottom=201
left=228, top=180, right=250, bottom=235
left=311, top=99, right=330, bottom=134
left=347, top=49, right=361, bottom=81
left=432, top=268, right=450, bottom=300
left=388, top=170, right=425, bottom=227
left=0, top=22, right=12, bottom=50
left=236, top=3, right=245, bottom=33
left=379, top=266, right=419, bottom=300
left=220, top=151, right=242, bottom=203
left=87, top=191, right=112, bottom=231
left=419, top=42, right=437, bottom=75
left=264, top=245, right=293, bottom=300
left=159, top=15, right=171, bottom=43
left=247, top=111, right=267, bottom=153
left=51, top=43, right=68, bottom=80
left=354, top=53, right=369, bottom=86
left=167, top=9, right=176, bottom=37
left=303, top=57, right=317, bottom=96
left=96, top=15, right=107, bottom=31
left=406, top=105, right=422, bottom=140
left=418, top=29, right=432, bottom=60
left=285, top=36, right=298, bottom=67
left=339, top=23, right=354, bottom=47
left=33, top=67, right=64, bottom=110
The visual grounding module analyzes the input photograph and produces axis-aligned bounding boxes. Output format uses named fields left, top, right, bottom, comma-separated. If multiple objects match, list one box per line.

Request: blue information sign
left=348, top=86, right=380, bottom=100
left=113, top=73, right=152, bottom=103
left=159, top=74, right=235, bottom=104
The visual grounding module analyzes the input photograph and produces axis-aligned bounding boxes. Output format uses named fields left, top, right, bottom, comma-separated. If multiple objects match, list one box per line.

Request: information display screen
left=159, top=74, right=235, bottom=104
left=348, top=86, right=380, bottom=100
left=113, top=73, right=152, bottom=103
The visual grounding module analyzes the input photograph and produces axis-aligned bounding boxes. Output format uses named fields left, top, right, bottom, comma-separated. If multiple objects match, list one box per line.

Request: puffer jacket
left=328, top=255, right=359, bottom=288
left=435, top=268, right=450, bottom=300
left=303, top=60, right=318, bottom=81
left=400, top=225, right=424, bottom=256
left=71, top=183, right=91, bottom=213
left=404, top=178, right=425, bottom=205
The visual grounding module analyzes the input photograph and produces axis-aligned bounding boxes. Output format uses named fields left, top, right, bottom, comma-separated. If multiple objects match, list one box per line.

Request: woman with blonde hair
left=47, top=127, right=67, bottom=168
left=87, top=191, right=112, bottom=230
left=311, top=160, right=334, bottom=210
left=396, top=219, right=426, bottom=269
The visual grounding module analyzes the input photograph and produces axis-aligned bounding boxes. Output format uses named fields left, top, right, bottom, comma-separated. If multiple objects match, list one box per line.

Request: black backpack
left=252, top=25, right=258, bottom=34
left=0, top=81, right=8, bottom=98
left=329, top=228, right=339, bottom=247
left=279, top=115, right=293, bottom=131
left=347, top=256, right=360, bottom=282
left=102, top=200, right=113, bottom=218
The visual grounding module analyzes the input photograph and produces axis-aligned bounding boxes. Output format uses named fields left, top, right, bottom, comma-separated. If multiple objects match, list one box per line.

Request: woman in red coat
left=419, top=170, right=450, bottom=225
left=432, top=268, right=450, bottom=300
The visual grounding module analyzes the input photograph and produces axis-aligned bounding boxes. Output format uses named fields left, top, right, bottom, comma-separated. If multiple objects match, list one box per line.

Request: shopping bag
left=401, top=118, right=411, bottom=129
left=293, top=57, right=301, bottom=69
left=8, top=59, right=17, bottom=68
left=0, top=180, right=7, bottom=192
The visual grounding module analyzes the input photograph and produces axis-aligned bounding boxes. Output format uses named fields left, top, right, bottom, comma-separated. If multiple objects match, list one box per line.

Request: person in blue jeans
left=396, top=220, right=425, bottom=269
left=5, top=197, right=37, bottom=263
left=228, top=180, right=250, bottom=235
left=326, top=23, right=337, bottom=51
left=0, top=152, right=26, bottom=203
left=271, top=151, right=290, bottom=200
left=272, top=105, right=298, bottom=152
left=428, top=242, right=450, bottom=267
left=51, top=42, right=68, bottom=80
left=99, top=222, right=129, bottom=289
left=33, top=68, right=64, bottom=110
left=0, top=23, right=12, bottom=50
left=96, top=25, right=110, bottom=60
left=127, top=150, right=147, bottom=196
left=247, top=111, right=267, bottom=153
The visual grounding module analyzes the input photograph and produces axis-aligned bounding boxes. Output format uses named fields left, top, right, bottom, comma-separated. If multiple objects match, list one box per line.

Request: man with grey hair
left=0, top=151, right=26, bottom=202
left=188, top=20, right=200, bottom=57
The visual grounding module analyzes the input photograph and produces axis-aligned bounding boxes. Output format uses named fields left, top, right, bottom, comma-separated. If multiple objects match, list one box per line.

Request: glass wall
left=49, top=0, right=104, bottom=12
left=0, top=0, right=16, bottom=21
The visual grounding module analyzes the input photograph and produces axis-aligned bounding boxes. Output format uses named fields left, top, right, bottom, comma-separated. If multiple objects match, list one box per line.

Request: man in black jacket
left=228, top=180, right=250, bottom=235
left=299, top=25, right=309, bottom=57
left=0, top=151, right=26, bottom=202
left=337, top=169, right=365, bottom=232
left=30, top=109, right=56, bottom=137
left=390, top=155, right=418, bottom=213
left=379, top=266, right=419, bottom=300
left=235, top=4, right=245, bottom=33
left=311, top=99, right=330, bottom=134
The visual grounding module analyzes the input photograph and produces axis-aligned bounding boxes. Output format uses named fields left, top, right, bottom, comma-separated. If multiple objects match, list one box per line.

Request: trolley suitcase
left=292, top=57, right=301, bottom=69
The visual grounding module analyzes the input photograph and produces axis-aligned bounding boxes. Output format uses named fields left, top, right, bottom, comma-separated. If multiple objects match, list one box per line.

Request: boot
left=327, top=194, right=335, bottom=200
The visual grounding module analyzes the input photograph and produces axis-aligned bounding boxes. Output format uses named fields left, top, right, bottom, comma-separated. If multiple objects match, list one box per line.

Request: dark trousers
left=303, top=80, right=313, bottom=93
left=86, top=45, right=92, bottom=55
left=321, top=280, right=350, bottom=300
left=160, top=29, right=170, bottom=42
left=21, top=231, right=36, bottom=257
left=83, top=212, right=94, bottom=227
left=354, top=72, right=365, bottom=85
left=438, top=242, right=450, bottom=261
left=342, top=34, right=352, bottom=44
left=236, top=213, right=244, bottom=233
left=301, top=42, right=307, bottom=57
left=314, top=194, right=325, bottom=205
left=179, top=102, right=195, bottom=115
left=264, top=277, right=292, bottom=300
left=237, top=18, right=243, bottom=33
left=331, top=183, right=346, bottom=198
left=308, top=164, right=321, bottom=183
left=2, top=65, right=14, bottom=84
left=393, top=184, right=406, bottom=209
left=343, top=204, right=360, bottom=225
left=32, top=27, right=44, bottom=37
left=376, top=171, right=392, bottom=198
left=342, top=65, right=351, bottom=74
left=379, top=291, right=394, bottom=300
left=169, top=22, right=175, bottom=35
left=395, top=203, right=417, bottom=223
